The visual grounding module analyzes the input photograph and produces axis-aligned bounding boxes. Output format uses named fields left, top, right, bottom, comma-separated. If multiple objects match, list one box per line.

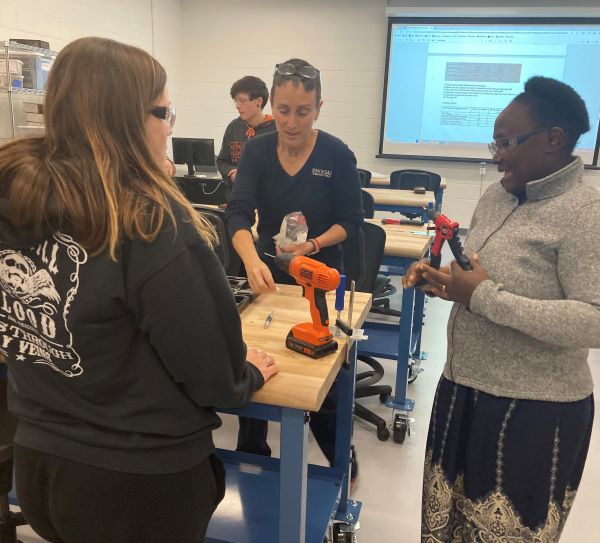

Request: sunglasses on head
left=275, top=63, right=319, bottom=79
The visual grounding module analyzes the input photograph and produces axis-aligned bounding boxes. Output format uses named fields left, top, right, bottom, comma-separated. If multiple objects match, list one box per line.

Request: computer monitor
left=172, top=137, right=216, bottom=177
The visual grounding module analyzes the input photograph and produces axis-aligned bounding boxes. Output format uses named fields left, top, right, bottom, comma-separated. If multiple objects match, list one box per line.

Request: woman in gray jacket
left=405, top=76, right=598, bottom=542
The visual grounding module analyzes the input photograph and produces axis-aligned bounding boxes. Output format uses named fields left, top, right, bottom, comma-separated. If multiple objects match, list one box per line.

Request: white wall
left=177, top=0, right=388, bottom=161
left=150, top=0, right=185, bottom=107
left=1, top=0, right=184, bottom=154
left=0, top=0, right=154, bottom=52
left=2, top=1, right=599, bottom=226
left=177, top=0, right=600, bottom=226
left=388, top=0, right=600, bottom=10
left=0, top=0, right=184, bottom=105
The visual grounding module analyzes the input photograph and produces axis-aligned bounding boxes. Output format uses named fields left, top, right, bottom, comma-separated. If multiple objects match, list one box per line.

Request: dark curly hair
left=271, top=58, right=321, bottom=104
left=230, top=76, right=269, bottom=110
left=512, top=76, right=590, bottom=152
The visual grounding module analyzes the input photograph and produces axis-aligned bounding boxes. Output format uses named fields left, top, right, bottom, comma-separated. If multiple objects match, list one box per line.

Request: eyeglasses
left=233, top=96, right=255, bottom=106
left=275, top=63, right=319, bottom=79
left=488, top=127, right=551, bottom=156
left=150, top=105, right=176, bottom=129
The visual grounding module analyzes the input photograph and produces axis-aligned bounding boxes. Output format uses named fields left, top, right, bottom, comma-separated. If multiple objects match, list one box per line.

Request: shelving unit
left=0, top=41, right=57, bottom=145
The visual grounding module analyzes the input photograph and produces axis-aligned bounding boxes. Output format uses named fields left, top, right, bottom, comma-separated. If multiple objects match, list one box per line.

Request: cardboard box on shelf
left=0, top=59, right=24, bottom=75
left=25, top=112, right=44, bottom=123
left=22, top=102, right=42, bottom=113
left=10, top=39, right=50, bottom=50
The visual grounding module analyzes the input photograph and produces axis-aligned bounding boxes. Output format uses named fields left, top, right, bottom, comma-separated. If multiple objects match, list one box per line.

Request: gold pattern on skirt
left=422, top=451, right=454, bottom=542
left=422, top=452, right=578, bottom=543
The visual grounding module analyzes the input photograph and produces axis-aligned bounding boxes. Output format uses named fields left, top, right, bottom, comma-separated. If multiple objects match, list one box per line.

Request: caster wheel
left=332, top=523, right=356, bottom=543
left=377, top=426, right=390, bottom=441
left=408, top=360, right=423, bottom=384
left=379, top=393, right=390, bottom=404
left=393, top=417, right=408, bottom=444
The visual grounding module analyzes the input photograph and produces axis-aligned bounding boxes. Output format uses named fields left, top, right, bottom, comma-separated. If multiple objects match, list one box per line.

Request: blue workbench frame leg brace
left=359, top=255, right=423, bottom=414
left=208, top=341, right=361, bottom=543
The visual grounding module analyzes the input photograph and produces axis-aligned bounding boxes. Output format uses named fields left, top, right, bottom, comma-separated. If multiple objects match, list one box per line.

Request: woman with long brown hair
left=0, top=36, right=277, bottom=543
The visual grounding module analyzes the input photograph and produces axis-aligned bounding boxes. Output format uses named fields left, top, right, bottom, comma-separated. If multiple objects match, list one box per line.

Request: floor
left=13, top=284, right=600, bottom=542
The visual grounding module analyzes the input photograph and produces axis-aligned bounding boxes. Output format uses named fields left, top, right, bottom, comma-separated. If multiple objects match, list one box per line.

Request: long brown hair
left=0, top=36, right=214, bottom=259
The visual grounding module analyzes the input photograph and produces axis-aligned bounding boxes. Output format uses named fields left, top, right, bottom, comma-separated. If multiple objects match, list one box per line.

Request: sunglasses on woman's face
left=150, top=105, right=176, bottom=129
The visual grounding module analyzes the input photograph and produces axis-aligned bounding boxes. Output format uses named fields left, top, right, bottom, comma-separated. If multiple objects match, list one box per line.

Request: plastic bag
left=272, top=211, right=308, bottom=248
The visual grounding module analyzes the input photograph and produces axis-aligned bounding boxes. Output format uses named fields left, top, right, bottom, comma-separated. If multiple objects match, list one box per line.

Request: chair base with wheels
left=370, top=276, right=401, bottom=318
left=343, top=222, right=399, bottom=440
left=355, top=355, right=392, bottom=441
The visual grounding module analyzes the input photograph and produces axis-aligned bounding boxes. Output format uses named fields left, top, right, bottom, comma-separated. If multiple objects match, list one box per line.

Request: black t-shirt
left=225, top=130, right=364, bottom=280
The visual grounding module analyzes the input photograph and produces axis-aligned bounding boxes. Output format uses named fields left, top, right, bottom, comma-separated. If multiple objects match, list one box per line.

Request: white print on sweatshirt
left=0, top=233, right=88, bottom=377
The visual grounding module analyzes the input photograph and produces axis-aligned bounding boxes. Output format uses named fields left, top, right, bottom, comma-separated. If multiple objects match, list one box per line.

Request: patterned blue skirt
left=421, top=377, right=594, bottom=543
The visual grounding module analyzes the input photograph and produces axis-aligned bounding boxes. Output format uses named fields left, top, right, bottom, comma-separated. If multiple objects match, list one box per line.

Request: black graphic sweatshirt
left=217, top=116, right=276, bottom=182
left=0, top=200, right=263, bottom=474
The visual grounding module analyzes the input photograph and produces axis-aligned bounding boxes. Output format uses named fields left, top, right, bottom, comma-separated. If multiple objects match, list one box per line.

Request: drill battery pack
left=286, top=331, right=338, bottom=359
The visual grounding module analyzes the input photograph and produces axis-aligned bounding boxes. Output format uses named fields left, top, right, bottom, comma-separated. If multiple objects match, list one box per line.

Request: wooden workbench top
left=364, top=187, right=435, bottom=207
left=240, top=285, right=371, bottom=411
left=365, top=219, right=433, bottom=260
left=0, top=286, right=371, bottom=413
left=369, top=176, right=447, bottom=189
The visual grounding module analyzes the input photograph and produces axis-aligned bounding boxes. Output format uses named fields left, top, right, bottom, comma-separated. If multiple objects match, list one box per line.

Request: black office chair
left=361, top=220, right=400, bottom=313
left=357, top=169, right=372, bottom=188
left=360, top=189, right=375, bottom=220
left=357, top=191, right=400, bottom=317
left=389, top=169, right=441, bottom=192
left=371, top=281, right=400, bottom=317
left=359, top=189, right=398, bottom=316
left=343, top=223, right=393, bottom=441
left=192, top=204, right=242, bottom=276
left=389, top=169, right=442, bottom=219
left=1, top=372, right=26, bottom=543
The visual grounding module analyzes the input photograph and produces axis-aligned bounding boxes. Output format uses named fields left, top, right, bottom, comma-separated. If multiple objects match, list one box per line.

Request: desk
left=358, top=220, right=433, bottom=442
left=176, top=175, right=228, bottom=205
left=208, top=285, right=371, bottom=543
left=1, top=288, right=371, bottom=543
left=369, top=176, right=446, bottom=210
left=370, top=219, right=432, bottom=261
left=370, top=176, right=447, bottom=189
left=238, top=286, right=371, bottom=411
left=364, top=188, right=435, bottom=220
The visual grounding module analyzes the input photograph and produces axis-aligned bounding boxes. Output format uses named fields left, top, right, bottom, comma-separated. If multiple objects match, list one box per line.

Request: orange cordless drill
left=274, top=253, right=340, bottom=358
